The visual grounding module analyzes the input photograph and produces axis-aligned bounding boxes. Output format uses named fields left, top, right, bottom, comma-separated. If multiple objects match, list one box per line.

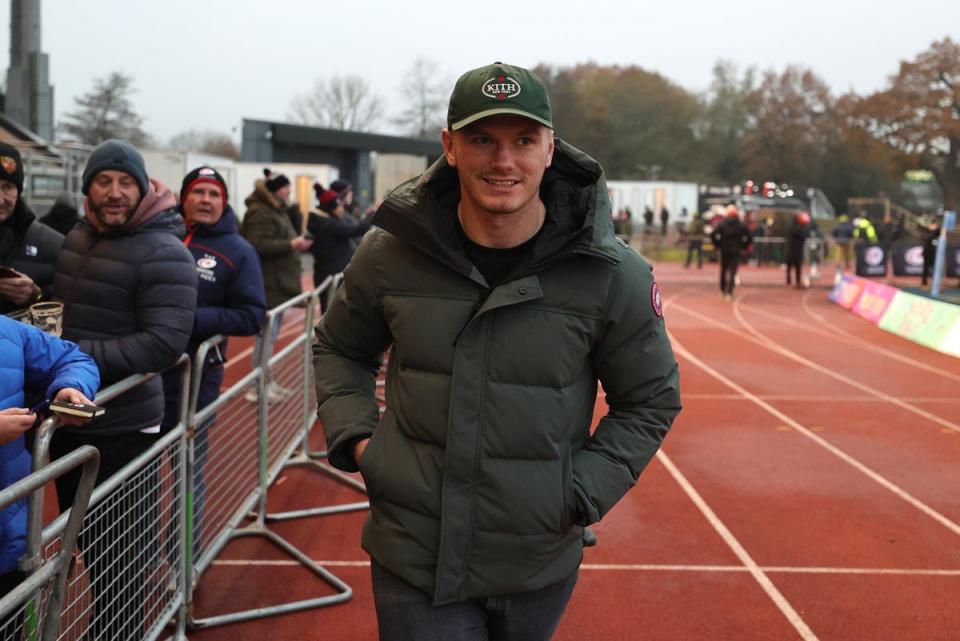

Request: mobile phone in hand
left=49, top=401, right=105, bottom=418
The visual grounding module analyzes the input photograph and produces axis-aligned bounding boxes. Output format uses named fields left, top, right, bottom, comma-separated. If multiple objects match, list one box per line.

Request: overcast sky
left=2, top=0, right=957, bottom=143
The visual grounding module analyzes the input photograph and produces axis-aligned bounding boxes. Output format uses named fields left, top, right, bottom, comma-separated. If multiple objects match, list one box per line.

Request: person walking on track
left=710, top=204, right=751, bottom=299
left=313, top=61, right=681, bottom=641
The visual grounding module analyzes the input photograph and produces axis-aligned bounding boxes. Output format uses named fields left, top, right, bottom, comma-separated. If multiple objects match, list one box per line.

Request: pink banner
left=851, top=280, right=898, bottom=324
left=829, top=274, right=866, bottom=310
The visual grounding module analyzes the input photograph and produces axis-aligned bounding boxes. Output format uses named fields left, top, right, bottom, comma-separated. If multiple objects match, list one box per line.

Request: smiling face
left=0, top=180, right=17, bottom=223
left=88, top=170, right=142, bottom=228
left=441, top=114, right=554, bottom=222
left=183, top=182, right=225, bottom=227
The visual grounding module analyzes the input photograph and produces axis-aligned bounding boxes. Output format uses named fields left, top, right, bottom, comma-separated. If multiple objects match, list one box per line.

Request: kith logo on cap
left=483, top=76, right=521, bottom=101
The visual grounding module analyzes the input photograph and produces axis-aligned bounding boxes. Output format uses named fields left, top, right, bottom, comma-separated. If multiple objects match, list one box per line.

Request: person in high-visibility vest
left=853, top=214, right=878, bottom=244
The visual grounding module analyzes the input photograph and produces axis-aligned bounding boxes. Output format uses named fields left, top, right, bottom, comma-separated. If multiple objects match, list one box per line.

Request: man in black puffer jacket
left=49, top=139, right=197, bottom=641
left=0, top=143, right=64, bottom=315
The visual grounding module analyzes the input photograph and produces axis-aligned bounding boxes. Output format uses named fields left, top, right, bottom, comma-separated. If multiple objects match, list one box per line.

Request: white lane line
left=668, top=333, right=960, bottom=539
left=671, top=299, right=960, bottom=435
left=656, top=451, right=819, bottom=641
left=737, top=294, right=960, bottom=383
left=684, top=393, right=959, bottom=404
left=210, top=559, right=960, bottom=577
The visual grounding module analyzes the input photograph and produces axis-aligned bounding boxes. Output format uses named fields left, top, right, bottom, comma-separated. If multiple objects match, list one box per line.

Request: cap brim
left=450, top=108, right=553, bottom=131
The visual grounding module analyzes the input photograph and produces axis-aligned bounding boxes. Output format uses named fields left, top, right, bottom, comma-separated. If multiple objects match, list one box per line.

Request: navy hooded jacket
left=162, top=205, right=266, bottom=427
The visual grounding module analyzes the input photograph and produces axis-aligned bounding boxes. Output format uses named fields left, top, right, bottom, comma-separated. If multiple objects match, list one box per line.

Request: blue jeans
left=371, top=560, right=578, bottom=641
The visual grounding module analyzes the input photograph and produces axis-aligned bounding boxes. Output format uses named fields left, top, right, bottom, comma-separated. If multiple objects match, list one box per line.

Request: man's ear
left=441, top=128, right=457, bottom=167
left=545, top=133, right=555, bottom=168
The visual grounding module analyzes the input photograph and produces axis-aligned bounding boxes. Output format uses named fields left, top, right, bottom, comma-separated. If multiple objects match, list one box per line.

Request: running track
left=190, top=262, right=960, bottom=641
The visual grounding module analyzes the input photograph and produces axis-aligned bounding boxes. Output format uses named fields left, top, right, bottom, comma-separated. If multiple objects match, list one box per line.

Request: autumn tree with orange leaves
left=851, top=37, right=960, bottom=210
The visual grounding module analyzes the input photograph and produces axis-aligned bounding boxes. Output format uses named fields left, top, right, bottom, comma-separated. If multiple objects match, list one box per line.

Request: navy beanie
left=0, top=142, right=25, bottom=194
left=81, top=139, right=149, bottom=196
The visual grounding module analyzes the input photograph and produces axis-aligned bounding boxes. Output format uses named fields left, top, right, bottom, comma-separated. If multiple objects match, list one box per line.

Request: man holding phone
left=0, top=143, right=64, bottom=315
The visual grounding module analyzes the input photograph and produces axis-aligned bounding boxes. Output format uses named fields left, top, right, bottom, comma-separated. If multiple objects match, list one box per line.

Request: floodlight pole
left=930, top=211, right=956, bottom=298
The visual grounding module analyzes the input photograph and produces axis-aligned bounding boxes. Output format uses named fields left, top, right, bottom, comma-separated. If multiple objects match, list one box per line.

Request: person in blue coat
left=0, top=315, right=99, bottom=604
left=161, top=167, right=266, bottom=539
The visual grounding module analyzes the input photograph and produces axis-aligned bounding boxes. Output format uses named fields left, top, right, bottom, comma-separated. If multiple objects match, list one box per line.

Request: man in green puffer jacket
left=313, top=62, right=681, bottom=641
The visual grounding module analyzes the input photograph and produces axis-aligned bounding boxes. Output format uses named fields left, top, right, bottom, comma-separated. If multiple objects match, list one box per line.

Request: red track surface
left=188, top=262, right=960, bottom=641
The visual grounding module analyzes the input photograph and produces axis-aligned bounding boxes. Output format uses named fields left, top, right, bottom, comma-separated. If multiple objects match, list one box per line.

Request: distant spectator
left=643, top=206, right=654, bottom=231
left=831, top=215, right=854, bottom=270
left=241, top=169, right=312, bottom=403
left=39, top=193, right=81, bottom=236
left=786, top=211, right=812, bottom=288
left=659, top=206, right=669, bottom=236
left=0, top=142, right=64, bottom=315
left=921, top=216, right=941, bottom=287
left=710, top=205, right=751, bottom=299
left=307, top=180, right=372, bottom=310
left=684, top=212, right=704, bottom=269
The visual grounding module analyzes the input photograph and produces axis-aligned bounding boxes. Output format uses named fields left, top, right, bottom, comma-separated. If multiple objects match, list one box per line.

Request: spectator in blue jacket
left=1, top=315, right=99, bottom=607
left=161, top=167, right=266, bottom=538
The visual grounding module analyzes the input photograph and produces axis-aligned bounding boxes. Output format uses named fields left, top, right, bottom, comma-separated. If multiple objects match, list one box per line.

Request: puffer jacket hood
left=244, top=180, right=284, bottom=211
left=373, top=138, right=620, bottom=285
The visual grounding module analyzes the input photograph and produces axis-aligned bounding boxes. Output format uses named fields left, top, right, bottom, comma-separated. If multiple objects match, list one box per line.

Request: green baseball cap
left=447, top=62, right=553, bottom=131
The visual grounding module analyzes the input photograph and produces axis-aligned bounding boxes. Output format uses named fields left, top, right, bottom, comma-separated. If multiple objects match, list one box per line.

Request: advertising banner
left=852, top=281, right=898, bottom=324
left=878, top=292, right=960, bottom=351
left=855, top=244, right=887, bottom=277
left=828, top=274, right=866, bottom=310
left=891, top=243, right=925, bottom=276
left=939, top=316, right=960, bottom=357
left=947, top=245, right=960, bottom=278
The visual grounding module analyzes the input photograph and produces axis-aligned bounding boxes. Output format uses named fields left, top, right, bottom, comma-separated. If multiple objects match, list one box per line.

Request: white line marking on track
left=656, top=450, right=820, bottom=641
left=211, top=559, right=960, bottom=577
left=672, top=299, right=960, bottom=435
left=733, top=292, right=960, bottom=383
left=668, top=332, right=960, bottom=539
left=683, top=393, right=959, bottom=403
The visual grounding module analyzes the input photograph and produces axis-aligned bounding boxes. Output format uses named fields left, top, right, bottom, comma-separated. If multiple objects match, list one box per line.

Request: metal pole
left=931, top=211, right=956, bottom=298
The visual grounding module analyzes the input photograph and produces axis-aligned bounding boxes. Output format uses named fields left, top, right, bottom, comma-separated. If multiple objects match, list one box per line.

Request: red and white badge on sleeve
left=650, top=282, right=663, bottom=317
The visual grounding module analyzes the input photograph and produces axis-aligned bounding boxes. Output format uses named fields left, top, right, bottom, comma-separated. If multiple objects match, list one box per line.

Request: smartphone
left=0, top=266, right=20, bottom=279
left=49, top=401, right=105, bottom=418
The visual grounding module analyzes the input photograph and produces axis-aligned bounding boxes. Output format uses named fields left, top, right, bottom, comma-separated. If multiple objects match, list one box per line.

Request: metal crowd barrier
left=260, top=276, right=370, bottom=523
left=8, top=278, right=365, bottom=638
left=1, top=445, right=99, bottom=641
left=34, top=357, right=191, bottom=641
left=185, top=284, right=353, bottom=629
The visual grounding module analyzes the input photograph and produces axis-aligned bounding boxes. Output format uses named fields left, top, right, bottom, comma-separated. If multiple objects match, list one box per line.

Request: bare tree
left=167, top=129, right=239, bottom=159
left=392, top=57, right=448, bottom=138
left=59, top=72, right=151, bottom=146
left=288, top=75, right=383, bottom=132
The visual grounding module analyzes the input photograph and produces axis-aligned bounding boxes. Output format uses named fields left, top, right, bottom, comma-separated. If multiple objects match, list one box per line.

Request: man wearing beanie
left=0, top=142, right=65, bottom=315
left=306, top=180, right=372, bottom=308
left=50, top=138, right=198, bottom=641
left=313, top=62, right=680, bottom=640
left=161, top=166, right=266, bottom=532
left=240, top=168, right=312, bottom=399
